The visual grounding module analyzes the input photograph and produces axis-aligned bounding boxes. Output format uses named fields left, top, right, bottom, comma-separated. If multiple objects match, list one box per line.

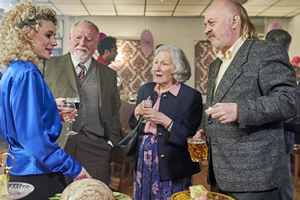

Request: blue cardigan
left=129, top=82, right=203, bottom=181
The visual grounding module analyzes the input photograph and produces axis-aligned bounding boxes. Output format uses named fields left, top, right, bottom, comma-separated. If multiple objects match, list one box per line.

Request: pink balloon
left=267, top=22, right=283, bottom=32
left=98, top=32, right=107, bottom=41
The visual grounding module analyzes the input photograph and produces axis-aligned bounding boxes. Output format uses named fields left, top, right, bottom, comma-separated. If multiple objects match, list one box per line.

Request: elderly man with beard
left=39, top=20, right=122, bottom=185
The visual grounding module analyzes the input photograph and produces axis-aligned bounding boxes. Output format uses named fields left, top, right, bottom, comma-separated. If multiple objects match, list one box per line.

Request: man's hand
left=194, top=129, right=206, bottom=138
left=205, top=103, right=238, bottom=123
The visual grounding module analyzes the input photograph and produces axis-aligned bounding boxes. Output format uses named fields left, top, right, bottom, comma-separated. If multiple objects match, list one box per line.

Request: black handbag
left=116, top=115, right=143, bottom=157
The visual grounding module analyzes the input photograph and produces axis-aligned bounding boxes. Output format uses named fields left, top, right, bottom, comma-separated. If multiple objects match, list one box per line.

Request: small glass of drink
left=142, top=99, right=152, bottom=123
left=187, top=136, right=208, bottom=162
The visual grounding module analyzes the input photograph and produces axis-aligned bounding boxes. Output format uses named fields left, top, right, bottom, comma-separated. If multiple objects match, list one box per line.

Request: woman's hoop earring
left=29, top=40, right=35, bottom=50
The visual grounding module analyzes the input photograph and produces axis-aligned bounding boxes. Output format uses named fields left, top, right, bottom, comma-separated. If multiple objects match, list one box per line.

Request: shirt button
left=161, top=155, right=165, bottom=158
left=208, top=120, right=212, bottom=125
left=163, top=94, right=167, bottom=98
left=158, top=133, right=162, bottom=136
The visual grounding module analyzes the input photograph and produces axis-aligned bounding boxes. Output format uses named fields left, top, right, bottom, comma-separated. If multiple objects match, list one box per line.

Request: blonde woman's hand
left=56, top=98, right=66, bottom=108
left=56, top=98, right=78, bottom=122
left=73, top=167, right=92, bottom=182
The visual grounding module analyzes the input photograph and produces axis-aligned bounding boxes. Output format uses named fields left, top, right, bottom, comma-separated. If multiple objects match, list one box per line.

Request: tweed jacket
left=129, top=82, right=203, bottom=181
left=39, top=53, right=122, bottom=148
left=202, top=40, right=300, bottom=192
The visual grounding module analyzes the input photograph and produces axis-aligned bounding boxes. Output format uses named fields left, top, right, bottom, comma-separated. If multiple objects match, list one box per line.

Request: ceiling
left=0, top=0, right=300, bottom=18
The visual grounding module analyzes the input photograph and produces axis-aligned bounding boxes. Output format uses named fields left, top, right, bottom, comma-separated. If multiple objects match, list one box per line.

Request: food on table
left=49, top=193, right=61, bottom=200
left=195, top=196, right=210, bottom=200
left=60, top=179, right=114, bottom=200
left=189, top=185, right=208, bottom=199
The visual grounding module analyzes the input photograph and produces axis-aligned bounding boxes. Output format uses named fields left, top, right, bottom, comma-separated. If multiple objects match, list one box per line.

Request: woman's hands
left=73, top=167, right=92, bottom=182
left=134, top=100, right=172, bottom=130
left=134, top=100, right=145, bottom=119
left=143, top=108, right=170, bottom=127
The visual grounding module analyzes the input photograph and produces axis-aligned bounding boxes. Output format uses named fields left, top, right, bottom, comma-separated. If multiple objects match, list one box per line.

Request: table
left=120, top=102, right=135, bottom=133
left=171, top=191, right=235, bottom=200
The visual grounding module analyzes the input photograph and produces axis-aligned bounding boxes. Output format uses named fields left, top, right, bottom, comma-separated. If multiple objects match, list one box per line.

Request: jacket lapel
left=61, top=53, right=79, bottom=95
left=95, top=60, right=108, bottom=108
left=206, top=57, right=222, bottom=106
left=212, top=40, right=253, bottom=104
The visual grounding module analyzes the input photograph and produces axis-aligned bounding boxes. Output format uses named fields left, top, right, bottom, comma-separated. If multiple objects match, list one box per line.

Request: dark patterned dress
left=133, top=134, right=192, bottom=200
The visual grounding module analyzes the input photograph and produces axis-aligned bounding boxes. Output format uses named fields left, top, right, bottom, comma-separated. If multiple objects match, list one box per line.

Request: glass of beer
left=187, top=136, right=208, bottom=162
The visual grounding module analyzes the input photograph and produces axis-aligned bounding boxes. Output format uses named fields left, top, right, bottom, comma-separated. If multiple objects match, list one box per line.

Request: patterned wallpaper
left=95, top=40, right=217, bottom=97
left=116, top=40, right=153, bottom=93
left=94, top=40, right=153, bottom=97
left=194, top=41, right=217, bottom=95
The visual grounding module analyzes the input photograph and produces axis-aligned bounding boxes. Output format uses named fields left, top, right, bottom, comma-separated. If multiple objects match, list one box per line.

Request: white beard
left=72, top=52, right=89, bottom=63
left=72, top=47, right=89, bottom=63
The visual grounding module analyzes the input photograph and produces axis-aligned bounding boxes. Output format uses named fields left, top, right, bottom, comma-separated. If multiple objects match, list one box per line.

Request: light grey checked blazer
left=202, top=39, right=300, bottom=192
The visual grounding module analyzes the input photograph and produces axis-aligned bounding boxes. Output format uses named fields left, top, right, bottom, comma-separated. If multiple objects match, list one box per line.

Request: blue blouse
left=0, top=60, right=81, bottom=178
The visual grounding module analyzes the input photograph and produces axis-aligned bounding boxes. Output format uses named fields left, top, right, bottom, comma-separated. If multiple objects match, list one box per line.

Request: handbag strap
left=136, top=115, right=144, bottom=126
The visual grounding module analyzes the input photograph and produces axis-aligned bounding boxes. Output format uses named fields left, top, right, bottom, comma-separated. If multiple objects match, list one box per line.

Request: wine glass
left=61, top=101, right=78, bottom=136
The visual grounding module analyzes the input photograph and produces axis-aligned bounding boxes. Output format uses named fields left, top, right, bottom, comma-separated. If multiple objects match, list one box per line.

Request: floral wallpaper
left=195, top=41, right=217, bottom=95
left=94, top=40, right=153, bottom=99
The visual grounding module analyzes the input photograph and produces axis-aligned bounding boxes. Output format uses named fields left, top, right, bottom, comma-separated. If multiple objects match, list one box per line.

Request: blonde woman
left=0, top=2, right=90, bottom=199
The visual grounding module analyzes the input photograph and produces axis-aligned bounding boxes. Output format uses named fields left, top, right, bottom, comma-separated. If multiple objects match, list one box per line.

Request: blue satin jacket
left=0, top=60, right=81, bottom=178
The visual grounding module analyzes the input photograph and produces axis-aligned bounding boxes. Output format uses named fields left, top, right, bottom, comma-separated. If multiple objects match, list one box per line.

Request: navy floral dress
left=133, top=134, right=192, bottom=200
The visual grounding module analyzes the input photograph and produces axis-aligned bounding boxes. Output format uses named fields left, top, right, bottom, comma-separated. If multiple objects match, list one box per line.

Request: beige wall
left=60, top=15, right=300, bottom=88
left=288, top=15, right=300, bottom=60
left=62, top=16, right=207, bottom=88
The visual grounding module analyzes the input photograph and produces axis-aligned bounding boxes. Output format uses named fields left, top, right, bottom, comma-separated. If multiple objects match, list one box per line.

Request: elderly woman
left=0, top=2, right=90, bottom=199
left=129, top=45, right=203, bottom=199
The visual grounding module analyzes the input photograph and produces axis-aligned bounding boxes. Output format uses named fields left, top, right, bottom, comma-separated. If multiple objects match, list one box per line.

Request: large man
left=199, top=0, right=300, bottom=199
left=39, top=20, right=122, bottom=184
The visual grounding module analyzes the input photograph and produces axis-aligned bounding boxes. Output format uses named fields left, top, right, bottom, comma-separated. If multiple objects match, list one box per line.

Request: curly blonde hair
left=0, top=1, right=57, bottom=67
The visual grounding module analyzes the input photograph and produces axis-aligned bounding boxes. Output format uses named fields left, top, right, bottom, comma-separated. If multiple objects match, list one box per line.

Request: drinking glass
left=61, top=101, right=78, bottom=136
left=187, top=136, right=208, bottom=162
left=65, top=97, right=80, bottom=109
left=144, top=99, right=152, bottom=108
left=143, top=99, right=152, bottom=123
